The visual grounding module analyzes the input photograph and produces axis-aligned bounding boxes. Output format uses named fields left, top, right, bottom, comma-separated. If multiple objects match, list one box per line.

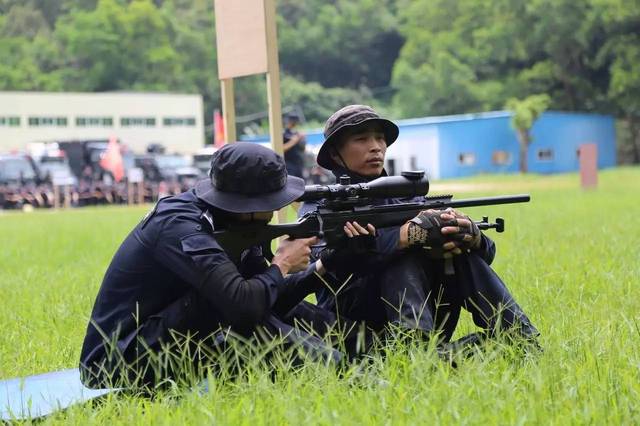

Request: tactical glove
left=407, top=210, right=455, bottom=257
left=319, top=232, right=377, bottom=273
left=446, top=211, right=482, bottom=251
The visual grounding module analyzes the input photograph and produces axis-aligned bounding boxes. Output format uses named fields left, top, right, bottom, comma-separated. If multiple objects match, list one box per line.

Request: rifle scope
left=298, top=170, right=429, bottom=202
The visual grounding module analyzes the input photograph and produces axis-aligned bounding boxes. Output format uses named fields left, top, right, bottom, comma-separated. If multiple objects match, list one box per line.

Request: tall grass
left=1, top=167, right=639, bottom=424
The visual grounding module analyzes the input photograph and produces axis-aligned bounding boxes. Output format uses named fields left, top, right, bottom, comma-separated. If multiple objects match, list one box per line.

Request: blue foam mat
left=0, top=369, right=113, bottom=420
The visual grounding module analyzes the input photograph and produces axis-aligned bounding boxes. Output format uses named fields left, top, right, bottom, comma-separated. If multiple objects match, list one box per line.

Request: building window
left=76, top=117, right=114, bottom=127
left=163, top=117, right=196, bottom=126
left=121, top=117, right=156, bottom=127
left=492, top=150, right=512, bottom=165
left=458, top=152, right=476, bottom=166
left=0, top=116, right=21, bottom=126
left=28, top=117, right=67, bottom=127
left=537, top=149, right=554, bottom=161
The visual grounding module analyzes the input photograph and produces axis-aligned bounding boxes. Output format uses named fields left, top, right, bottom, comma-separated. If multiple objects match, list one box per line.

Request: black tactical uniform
left=306, top=105, right=539, bottom=344
left=301, top=167, right=538, bottom=341
left=80, top=144, right=348, bottom=388
left=283, top=113, right=306, bottom=179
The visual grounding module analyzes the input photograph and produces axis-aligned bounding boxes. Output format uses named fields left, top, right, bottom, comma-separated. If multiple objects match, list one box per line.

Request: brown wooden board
left=579, top=143, right=598, bottom=188
left=214, top=0, right=268, bottom=79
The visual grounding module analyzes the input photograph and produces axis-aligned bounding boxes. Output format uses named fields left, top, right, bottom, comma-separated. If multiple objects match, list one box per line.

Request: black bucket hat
left=195, top=143, right=305, bottom=213
left=317, top=104, right=399, bottom=169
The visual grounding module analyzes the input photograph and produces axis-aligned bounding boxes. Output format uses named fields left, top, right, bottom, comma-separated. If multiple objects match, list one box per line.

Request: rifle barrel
left=430, top=194, right=530, bottom=209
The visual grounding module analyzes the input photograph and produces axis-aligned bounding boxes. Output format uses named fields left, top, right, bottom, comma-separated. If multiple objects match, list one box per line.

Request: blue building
left=241, top=110, right=617, bottom=179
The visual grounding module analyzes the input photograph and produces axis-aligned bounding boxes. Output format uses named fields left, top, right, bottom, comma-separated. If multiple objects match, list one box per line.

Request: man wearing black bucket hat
left=302, top=105, right=539, bottom=354
left=80, top=143, right=369, bottom=388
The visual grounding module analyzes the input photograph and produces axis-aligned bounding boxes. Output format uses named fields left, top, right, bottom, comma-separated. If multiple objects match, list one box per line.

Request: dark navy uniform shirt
left=81, top=189, right=321, bottom=369
left=283, top=128, right=306, bottom=179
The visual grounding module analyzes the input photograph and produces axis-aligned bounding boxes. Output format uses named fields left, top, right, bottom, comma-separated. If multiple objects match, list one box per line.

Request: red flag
left=100, top=136, right=124, bottom=183
left=214, top=109, right=226, bottom=147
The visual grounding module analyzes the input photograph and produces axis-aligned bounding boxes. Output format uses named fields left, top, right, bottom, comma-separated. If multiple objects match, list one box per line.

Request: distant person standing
left=282, top=112, right=306, bottom=179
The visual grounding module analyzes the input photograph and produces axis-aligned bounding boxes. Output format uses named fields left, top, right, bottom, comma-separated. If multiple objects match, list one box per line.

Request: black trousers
left=321, top=251, right=538, bottom=342
left=84, top=293, right=369, bottom=388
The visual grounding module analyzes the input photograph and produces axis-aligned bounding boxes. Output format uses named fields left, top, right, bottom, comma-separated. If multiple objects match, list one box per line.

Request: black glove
left=319, top=233, right=377, bottom=273
left=407, top=210, right=455, bottom=258
left=445, top=211, right=482, bottom=251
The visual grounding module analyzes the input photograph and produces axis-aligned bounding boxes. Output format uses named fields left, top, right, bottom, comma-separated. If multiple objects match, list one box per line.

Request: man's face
left=330, top=124, right=387, bottom=177
left=286, top=118, right=299, bottom=129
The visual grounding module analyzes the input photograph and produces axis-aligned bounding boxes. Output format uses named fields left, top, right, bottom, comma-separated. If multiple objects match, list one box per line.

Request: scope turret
left=298, top=170, right=429, bottom=202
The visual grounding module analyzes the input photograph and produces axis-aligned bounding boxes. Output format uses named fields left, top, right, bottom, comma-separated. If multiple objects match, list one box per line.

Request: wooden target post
left=51, top=171, right=75, bottom=209
left=127, top=168, right=145, bottom=205
left=214, top=0, right=286, bottom=222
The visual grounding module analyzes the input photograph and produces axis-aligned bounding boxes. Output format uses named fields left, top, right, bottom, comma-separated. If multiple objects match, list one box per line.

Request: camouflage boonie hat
left=317, top=105, right=399, bottom=169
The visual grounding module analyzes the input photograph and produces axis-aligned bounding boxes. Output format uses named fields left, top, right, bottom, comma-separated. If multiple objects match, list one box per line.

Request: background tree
left=278, top=0, right=403, bottom=92
left=0, top=0, right=639, bottom=162
left=592, top=0, right=640, bottom=163
left=505, top=94, right=551, bottom=173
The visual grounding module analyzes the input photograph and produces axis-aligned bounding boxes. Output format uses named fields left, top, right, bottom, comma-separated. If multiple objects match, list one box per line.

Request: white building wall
left=0, top=91, right=205, bottom=154
left=385, top=124, right=440, bottom=179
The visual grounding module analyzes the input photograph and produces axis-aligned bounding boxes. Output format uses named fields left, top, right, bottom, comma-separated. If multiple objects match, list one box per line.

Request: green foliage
left=1, top=168, right=640, bottom=422
left=54, top=0, right=182, bottom=91
left=0, top=4, right=50, bottom=38
left=278, top=0, right=402, bottom=90
left=0, top=0, right=639, bottom=158
left=281, top=75, right=372, bottom=124
left=505, top=94, right=551, bottom=172
left=506, top=94, right=551, bottom=132
left=392, top=0, right=640, bottom=132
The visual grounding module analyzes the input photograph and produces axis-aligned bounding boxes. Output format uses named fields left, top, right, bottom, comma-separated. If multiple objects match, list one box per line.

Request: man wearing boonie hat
left=80, top=143, right=370, bottom=388
left=302, top=105, right=539, bottom=354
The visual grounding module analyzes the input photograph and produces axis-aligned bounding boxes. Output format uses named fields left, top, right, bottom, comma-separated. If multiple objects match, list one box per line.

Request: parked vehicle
left=0, top=153, right=40, bottom=185
left=37, top=154, right=78, bottom=187
left=134, top=153, right=200, bottom=191
left=155, top=154, right=200, bottom=183
left=192, top=146, right=217, bottom=177
left=0, top=153, right=48, bottom=209
left=56, top=139, right=120, bottom=182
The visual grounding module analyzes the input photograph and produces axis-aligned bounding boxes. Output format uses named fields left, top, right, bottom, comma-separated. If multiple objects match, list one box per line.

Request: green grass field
left=1, top=167, right=639, bottom=424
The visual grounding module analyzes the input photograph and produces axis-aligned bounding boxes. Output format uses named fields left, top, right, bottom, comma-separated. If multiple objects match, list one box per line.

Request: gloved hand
left=439, top=208, right=482, bottom=252
left=320, top=222, right=376, bottom=273
left=406, top=209, right=454, bottom=257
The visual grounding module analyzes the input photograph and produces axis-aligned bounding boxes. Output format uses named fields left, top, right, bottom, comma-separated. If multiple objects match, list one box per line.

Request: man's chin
left=359, top=165, right=384, bottom=177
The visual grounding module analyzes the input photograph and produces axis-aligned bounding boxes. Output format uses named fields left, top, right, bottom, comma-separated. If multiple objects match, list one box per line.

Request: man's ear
left=329, top=148, right=345, bottom=167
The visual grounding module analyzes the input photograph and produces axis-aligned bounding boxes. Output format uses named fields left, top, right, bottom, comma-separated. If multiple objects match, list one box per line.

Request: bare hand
left=343, top=221, right=376, bottom=238
left=272, top=236, right=318, bottom=275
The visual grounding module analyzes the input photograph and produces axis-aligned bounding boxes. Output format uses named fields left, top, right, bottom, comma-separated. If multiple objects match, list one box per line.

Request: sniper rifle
left=212, top=171, right=529, bottom=260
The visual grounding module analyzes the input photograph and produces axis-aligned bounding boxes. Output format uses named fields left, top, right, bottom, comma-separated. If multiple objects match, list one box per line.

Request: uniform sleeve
left=473, top=233, right=496, bottom=265
left=272, top=263, right=324, bottom=316
left=375, top=226, right=401, bottom=254
left=152, top=215, right=284, bottom=332
left=235, top=245, right=322, bottom=315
